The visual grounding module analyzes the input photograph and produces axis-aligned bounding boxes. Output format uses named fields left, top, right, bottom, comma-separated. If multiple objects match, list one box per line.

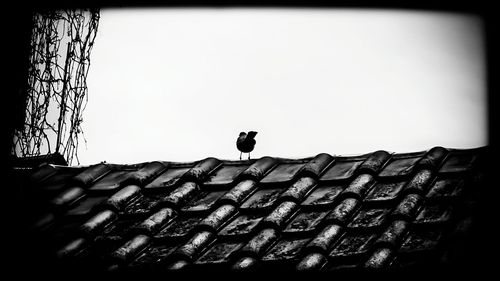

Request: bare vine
left=13, top=9, right=100, bottom=165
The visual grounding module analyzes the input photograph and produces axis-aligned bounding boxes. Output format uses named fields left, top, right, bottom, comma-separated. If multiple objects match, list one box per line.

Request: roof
left=17, top=146, right=487, bottom=275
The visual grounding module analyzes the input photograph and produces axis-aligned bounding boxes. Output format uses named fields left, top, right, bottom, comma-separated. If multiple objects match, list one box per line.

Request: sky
left=77, top=8, right=486, bottom=165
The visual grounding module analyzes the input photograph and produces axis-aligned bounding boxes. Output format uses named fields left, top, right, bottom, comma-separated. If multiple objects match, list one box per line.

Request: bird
left=236, top=131, right=257, bottom=160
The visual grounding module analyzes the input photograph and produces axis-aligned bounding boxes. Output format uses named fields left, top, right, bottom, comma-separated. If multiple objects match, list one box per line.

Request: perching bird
left=237, top=131, right=257, bottom=160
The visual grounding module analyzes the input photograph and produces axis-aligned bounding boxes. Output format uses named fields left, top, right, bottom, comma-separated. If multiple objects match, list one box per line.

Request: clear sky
left=77, top=8, right=486, bottom=165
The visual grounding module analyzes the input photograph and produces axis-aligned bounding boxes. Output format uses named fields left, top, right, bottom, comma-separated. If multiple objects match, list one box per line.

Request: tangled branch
left=13, top=9, right=100, bottom=165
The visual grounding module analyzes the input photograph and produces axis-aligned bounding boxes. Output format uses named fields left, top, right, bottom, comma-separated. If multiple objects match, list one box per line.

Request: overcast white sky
left=77, top=8, right=486, bottom=165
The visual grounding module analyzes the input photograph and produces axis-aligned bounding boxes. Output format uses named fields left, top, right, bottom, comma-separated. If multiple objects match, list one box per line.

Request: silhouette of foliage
left=12, top=9, right=100, bottom=165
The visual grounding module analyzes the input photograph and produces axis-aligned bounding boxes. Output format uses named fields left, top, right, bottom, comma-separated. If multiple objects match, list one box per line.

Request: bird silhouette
left=237, top=131, right=257, bottom=160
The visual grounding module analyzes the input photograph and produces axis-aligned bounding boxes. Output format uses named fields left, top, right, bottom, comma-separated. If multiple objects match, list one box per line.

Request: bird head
left=239, top=132, right=246, bottom=136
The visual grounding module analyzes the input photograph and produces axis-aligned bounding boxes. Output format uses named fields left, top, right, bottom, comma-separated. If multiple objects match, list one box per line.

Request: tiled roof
left=17, top=146, right=487, bottom=274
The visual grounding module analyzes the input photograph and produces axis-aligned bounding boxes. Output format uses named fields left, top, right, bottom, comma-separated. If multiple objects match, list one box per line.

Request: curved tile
left=340, top=174, right=375, bottom=200
left=279, top=176, right=317, bottom=202
left=198, top=204, right=237, bottom=231
left=324, top=198, right=360, bottom=226
left=296, top=252, right=327, bottom=271
left=106, top=185, right=141, bottom=211
left=127, top=161, right=167, bottom=186
left=173, top=231, right=214, bottom=261
left=217, top=180, right=258, bottom=206
left=136, top=207, right=177, bottom=234
left=417, top=146, right=448, bottom=170
left=183, top=157, right=221, bottom=182
left=392, top=193, right=423, bottom=220
left=238, top=228, right=279, bottom=256
left=167, top=259, right=190, bottom=271
left=80, top=209, right=117, bottom=235
left=57, top=237, right=87, bottom=257
left=363, top=247, right=393, bottom=269
left=357, top=150, right=391, bottom=175
left=261, top=201, right=298, bottom=229
left=112, top=234, right=151, bottom=261
left=305, top=224, right=343, bottom=253
left=51, top=186, right=85, bottom=206
left=403, top=169, right=434, bottom=195
left=238, top=157, right=278, bottom=180
left=231, top=256, right=259, bottom=271
left=374, top=220, right=409, bottom=248
left=162, top=182, right=200, bottom=208
left=72, top=163, right=111, bottom=187
left=299, top=153, right=335, bottom=178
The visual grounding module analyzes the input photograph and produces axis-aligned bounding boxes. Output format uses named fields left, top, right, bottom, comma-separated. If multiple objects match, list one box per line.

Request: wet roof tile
left=144, top=166, right=191, bottom=190
left=129, top=242, right=177, bottom=268
left=21, top=146, right=485, bottom=272
left=39, top=168, right=83, bottom=192
left=426, top=177, right=465, bottom=199
left=51, top=186, right=85, bottom=207
left=262, top=238, right=310, bottom=261
left=347, top=208, right=390, bottom=230
left=72, top=163, right=111, bottom=187
left=357, top=150, right=391, bottom=174
left=219, top=214, right=264, bottom=238
left=126, top=162, right=166, bottom=186
left=319, top=159, right=364, bottom=181
left=378, top=152, right=424, bottom=178
left=204, top=164, right=248, bottom=186
left=399, top=228, right=443, bottom=253
left=364, top=181, right=405, bottom=204
left=301, top=183, right=344, bottom=207
left=182, top=191, right=226, bottom=213
left=66, top=196, right=108, bottom=217
left=439, top=150, right=477, bottom=173
left=156, top=215, right=203, bottom=240
left=283, top=210, right=329, bottom=234
left=329, top=232, right=377, bottom=258
left=240, top=188, right=283, bottom=210
left=196, top=241, right=243, bottom=264
left=414, top=203, right=452, bottom=225
left=299, top=153, right=335, bottom=178
left=260, top=162, right=306, bottom=184
left=89, top=170, right=130, bottom=192
left=305, top=224, right=343, bottom=253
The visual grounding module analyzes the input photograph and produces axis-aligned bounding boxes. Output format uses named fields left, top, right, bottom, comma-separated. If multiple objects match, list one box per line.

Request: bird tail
left=247, top=131, right=258, bottom=139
